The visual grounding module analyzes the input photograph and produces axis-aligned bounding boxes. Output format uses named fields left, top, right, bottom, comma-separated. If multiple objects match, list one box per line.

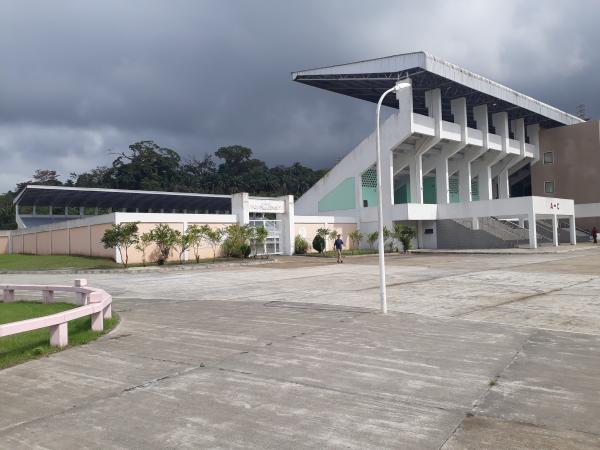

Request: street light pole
left=375, top=81, right=411, bottom=314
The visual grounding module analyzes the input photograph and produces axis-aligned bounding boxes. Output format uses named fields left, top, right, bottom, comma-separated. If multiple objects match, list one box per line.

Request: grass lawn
left=0, top=301, right=118, bottom=369
left=0, top=254, right=270, bottom=271
left=0, top=254, right=120, bottom=271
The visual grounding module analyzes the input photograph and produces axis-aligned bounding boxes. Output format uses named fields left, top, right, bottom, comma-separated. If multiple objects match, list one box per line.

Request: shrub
left=316, top=227, right=330, bottom=251
left=349, top=230, right=364, bottom=254
left=393, top=224, right=417, bottom=253
left=222, top=224, right=251, bottom=258
left=312, top=234, right=325, bottom=253
left=101, top=222, right=139, bottom=268
left=241, top=244, right=252, bottom=258
left=294, top=235, right=309, bottom=254
left=150, top=224, right=180, bottom=265
left=367, top=231, right=379, bottom=250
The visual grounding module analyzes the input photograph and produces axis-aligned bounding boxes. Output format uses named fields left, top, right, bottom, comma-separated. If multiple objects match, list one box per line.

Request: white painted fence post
left=50, top=323, right=68, bottom=347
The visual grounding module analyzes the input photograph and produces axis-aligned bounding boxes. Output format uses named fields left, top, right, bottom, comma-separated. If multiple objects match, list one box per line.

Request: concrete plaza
left=1, top=249, right=600, bottom=448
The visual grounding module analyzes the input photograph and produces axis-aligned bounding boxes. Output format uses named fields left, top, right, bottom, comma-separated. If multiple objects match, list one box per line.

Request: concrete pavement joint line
left=437, top=329, right=538, bottom=450
left=451, top=276, right=597, bottom=318
left=0, top=364, right=204, bottom=436
left=121, top=365, right=201, bottom=393
left=211, top=365, right=458, bottom=415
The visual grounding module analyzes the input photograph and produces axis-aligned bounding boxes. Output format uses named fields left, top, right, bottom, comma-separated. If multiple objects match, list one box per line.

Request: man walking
left=593, top=226, right=598, bottom=244
left=334, top=234, right=344, bottom=263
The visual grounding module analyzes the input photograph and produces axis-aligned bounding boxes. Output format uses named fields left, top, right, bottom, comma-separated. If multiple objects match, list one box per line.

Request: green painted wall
left=395, top=177, right=436, bottom=204
left=318, top=177, right=356, bottom=212
left=423, top=177, right=436, bottom=204
left=394, top=183, right=410, bottom=204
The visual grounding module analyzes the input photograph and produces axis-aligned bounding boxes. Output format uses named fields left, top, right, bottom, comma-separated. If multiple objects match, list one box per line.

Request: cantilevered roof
left=292, top=51, right=583, bottom=128
left=14, top=185, right=232, bottom=213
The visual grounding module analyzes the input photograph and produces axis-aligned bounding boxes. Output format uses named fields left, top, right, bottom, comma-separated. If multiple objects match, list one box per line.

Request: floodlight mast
left=375, top=80, right=411, bottom=314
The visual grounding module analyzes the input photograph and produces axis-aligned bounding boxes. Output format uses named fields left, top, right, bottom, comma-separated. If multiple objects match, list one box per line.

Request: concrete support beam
left=231, top=193, right=250, bottom=225
left=410, top=89, right=442, bottom=204
left=528, top=212, right=538, bottom=249
left=458, top=158, right=472, bottom=202
left=570, top=215, right=577, bottom=245
left=435, top=156, right=449, bottom=204
left=527, top=123, right=541, bottom=161
left=552, top=214, right=559, bottom=247
left=492, top=112, right=509, bottom=152
left=511, top=118, right=526, bottom=156
left=473, top=105, right=489, bottom=149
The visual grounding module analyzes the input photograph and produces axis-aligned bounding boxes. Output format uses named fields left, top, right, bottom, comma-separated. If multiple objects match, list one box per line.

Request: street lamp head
left=394, top=80, right=411, bottom=90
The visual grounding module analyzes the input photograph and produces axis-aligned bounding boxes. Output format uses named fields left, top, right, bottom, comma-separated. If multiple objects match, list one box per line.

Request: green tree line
left=0, top=141, right=329, bottom=229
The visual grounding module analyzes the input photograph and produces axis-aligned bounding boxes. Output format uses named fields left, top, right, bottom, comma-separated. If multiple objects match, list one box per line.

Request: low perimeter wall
left=1, top=213, right=359, bottom=259
left=294, top=216, right=357, bottom=252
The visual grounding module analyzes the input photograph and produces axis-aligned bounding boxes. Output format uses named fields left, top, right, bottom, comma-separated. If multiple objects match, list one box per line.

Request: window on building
left=543, top=151, right=554, bottom=164
left=544, top=181, right=555, bottom=194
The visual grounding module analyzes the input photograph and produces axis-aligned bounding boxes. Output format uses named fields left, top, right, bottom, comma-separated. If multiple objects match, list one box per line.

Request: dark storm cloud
left=1, top=0, right=599, bottom=190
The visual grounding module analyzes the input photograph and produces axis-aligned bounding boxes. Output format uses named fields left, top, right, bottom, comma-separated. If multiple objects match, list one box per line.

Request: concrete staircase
left=535, top=219, right=591, bottom=244
left=437, top=217, right=548, bottom=249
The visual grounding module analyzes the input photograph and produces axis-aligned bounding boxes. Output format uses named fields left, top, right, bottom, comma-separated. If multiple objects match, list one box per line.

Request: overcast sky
left=1, top=0, right=598, bottom=191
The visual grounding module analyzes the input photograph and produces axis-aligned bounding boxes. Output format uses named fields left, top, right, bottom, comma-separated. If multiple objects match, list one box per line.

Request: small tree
left=328, top=229, right=339, bottom=251
left=249, top=226, right=268, bottom=258
left=317, top=228, right=330, bottom=252
left=394, top=224, right=417, bottom=254
left=383, top=226, right=393, bottom=252
left=150, top=224, right=180, bottom=265
left=176, top=230, right=192, bottom=264
left=367, top=231, right=379, bottom=250
left=187, top=224, right=206, bottom=263
left=202, top=225, right=225, bottom=262
left=101, top=222, right=139, bottom=268
left=135, top=231, right=153, bottom=266
left=349, top=230, right=364, bottom=255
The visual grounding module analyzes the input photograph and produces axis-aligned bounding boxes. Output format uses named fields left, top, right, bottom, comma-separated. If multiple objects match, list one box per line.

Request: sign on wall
left=248, top=198, right=285, bottom=213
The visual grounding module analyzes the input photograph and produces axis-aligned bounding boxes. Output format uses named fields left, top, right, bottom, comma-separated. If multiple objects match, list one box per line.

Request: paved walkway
left=1, top=251, right=600, bottom=448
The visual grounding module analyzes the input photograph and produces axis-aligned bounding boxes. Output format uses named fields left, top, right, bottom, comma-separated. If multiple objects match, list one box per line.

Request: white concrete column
left=518, top=217, right=526, bottom=228
left=498, top=168, right=510, bottom=199
left=396, top=78, right=414, bottom=131
left=478, top=165, right=493, bottom=201
left=409, top=156, right=423, bottom=203
left=527, top=123, right=540, bottom=161
left=472, top=217, right=480, bottom=230
left=435, top=156, right=449, bottom=204
left=552, top=214, right=559, bottom=247
left=458, top=158, right=472, bottom=202
left=569, top=215, right=577, bottom=245
left=79, top=206, right=84, bottom=216
left=231, top=192, right=250, bottom=225
left=473, top=105, right=489, bottom=149
left=528, top=212, right=538, bottom=249
left=492, top=112, right=509, bottom=152
left=512, top=118, right=526, bottom=156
